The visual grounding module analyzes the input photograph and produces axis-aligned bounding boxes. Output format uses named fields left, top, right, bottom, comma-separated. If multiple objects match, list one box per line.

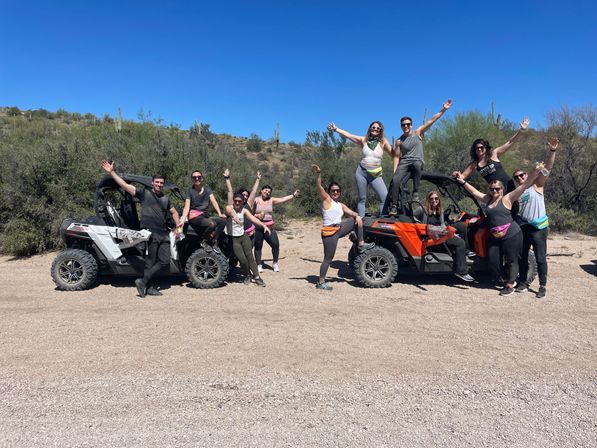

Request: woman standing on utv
left=418, top=191, right=474, bottom=283
left=455, top=165, right=543, bottom=296
left=327, top=120, right=393, bottom=216
left=253, top=183, right=299, bottom=273
left=313, top=165, right=374, bottom=291
left=179, top=170, right=227, bottom=251
left=453, top=117, right=530, bottom=192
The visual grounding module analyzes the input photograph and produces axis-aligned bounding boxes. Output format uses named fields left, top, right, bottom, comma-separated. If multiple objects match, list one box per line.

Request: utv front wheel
left=353, top=246, right=398, bottom=288
left=51, top=249, right=99, bottom=291
left=185, top=248, right=229, bottom=289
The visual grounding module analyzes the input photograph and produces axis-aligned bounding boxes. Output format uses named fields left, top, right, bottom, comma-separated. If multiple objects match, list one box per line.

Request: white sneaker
left=257, top=264, right=263, bottom=273
left=273, top=262, right=280, bottom=272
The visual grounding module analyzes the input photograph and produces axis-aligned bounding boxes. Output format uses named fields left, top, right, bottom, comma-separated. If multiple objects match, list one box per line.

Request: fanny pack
left=490, top=223, right=512, bottom=239
left=244, top=224, right=256, bottom=236
left=262, top=220, right=275, bottom=228
left=189, top=210, right=204, bottom=220
left=362, top=165, right=383, bottom=177
left=321, top=225, right=340, bottom=237
left=528, top=215, right=549, bottom=230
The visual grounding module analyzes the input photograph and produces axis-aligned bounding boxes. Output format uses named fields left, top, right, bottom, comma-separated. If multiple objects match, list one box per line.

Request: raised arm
left=417, top=99, right=452, bottom=135
left=455, top=172, right=489, bottom=202
left=494, top=117, right=529, bottom=158
left=503, top=167, right=541, bottom=207
left=209, top=194, right=226, bottom=218
left=327, top=122, right=364, bottom=145
left=312, top=165, right=331, bottom=204
left=272, top=190, right=299, bottom=206
left=224, top=168, right=233, bottom=205
left=535, top=137, right=558, bottom=189
left=452, top=161, right=476, bottom=181
left=100, top=160, right=136, bottom=196
left=247, top=170, right=261, bottom=207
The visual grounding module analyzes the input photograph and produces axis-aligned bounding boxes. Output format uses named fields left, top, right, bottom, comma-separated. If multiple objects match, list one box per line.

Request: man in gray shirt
left=101, top=160, right=180, bottom=298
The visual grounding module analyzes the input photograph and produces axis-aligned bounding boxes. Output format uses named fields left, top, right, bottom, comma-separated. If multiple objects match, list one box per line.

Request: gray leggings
left=355, top=165, right=388, bottom=217
left=319, top=218, right=363, bottom=279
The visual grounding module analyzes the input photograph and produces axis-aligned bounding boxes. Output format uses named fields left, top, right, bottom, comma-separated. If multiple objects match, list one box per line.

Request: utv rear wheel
left=353, top=246, right=398, bottom=288
left=51, top=249, right=99, bottom=291
left=185, top=248, right=229, bottom=289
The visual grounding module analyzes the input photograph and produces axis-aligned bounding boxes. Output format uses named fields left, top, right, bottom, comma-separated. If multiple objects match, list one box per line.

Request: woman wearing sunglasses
left=455, top=165, right=543, bottom=296
left=313, top=164, right=374, bottom=291
left=223, top=168, right=261, bottom=242
left=224, top=193, right=269, bottom=287
left=418, top=191, right=474, bottom=282
left=179, top=170, right=227, bottom=249
left=453, top=117, right=529, bottom=193
left=327, top=120, right=393, bottom=217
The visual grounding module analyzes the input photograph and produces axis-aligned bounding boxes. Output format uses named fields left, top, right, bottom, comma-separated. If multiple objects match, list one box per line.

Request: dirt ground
left=1, top=219, right=596, bottom=447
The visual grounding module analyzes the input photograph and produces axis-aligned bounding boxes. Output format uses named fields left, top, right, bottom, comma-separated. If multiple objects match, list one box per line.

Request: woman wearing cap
left=313, top=164, right=374, bottom=291
left=224, top=192, right=270, bottom=287
left=327, top=120, right=393, bottom=216
left=253, top=183, right=299, bottom=273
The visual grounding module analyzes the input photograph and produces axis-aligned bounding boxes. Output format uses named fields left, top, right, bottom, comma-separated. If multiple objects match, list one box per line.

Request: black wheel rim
left=58, top=259, right=85, bottom=284
left=193, top=257, right=220, bottom=282
left=363, top=255, right=390, bottom=282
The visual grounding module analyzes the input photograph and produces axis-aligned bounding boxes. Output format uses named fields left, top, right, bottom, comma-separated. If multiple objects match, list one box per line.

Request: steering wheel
left=443, top=205, right=454, bottom=223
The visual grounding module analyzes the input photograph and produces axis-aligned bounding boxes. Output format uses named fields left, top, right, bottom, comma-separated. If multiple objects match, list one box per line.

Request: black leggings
left=254, top=226, right=280, bottom=266
left=189, top=215, right=225, bottom=241
left=488, top=231, right=523, bottom=284
left=142, top=234, right=170, bottom=286
left=319, top=218, right=362, bottom=279
left=519, top=225, right=548, bottom=286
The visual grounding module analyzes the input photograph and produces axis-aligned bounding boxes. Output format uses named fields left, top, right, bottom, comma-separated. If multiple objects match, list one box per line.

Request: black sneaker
left=499, top=286, right=515, bottom=296
left=316, top=282, right=333, bottom=291
left=536, top=286, right=547, bottom=299
left=254, top=277, right=266, bottom=287
left=515, top=282, right=529, bottom=293
left=358, top=242, right=375, bottom=253
left=243, top=276, right=252, bottom=285
left=454, top=272, right=475, bottom=282
left=146, top=286, right=163, bottom=296
left=135, top=278, right=147, bottom=298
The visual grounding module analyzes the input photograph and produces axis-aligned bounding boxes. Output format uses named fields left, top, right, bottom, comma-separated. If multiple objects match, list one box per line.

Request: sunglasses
left=401, top=122, right=412, bottom=127
left=330, top=189, right=341, bottom=193
left=233, top=199, right=243, bottom=203
left=489, top=187, right=502, bottom=192
left=476, top=145, right=486, bottom=150
left=514, top=172, right=527, bottom=179
left=430, top=197, right=439, bottom=201
left=192, top=175, right=203, bottom=180
left=370, top=126, right=381, bottom=131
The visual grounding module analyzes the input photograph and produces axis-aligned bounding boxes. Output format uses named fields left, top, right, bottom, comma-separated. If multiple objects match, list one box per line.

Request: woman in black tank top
left=455, top=166, right=544, bottom=296
left=452, top=117, right=529, bottom=193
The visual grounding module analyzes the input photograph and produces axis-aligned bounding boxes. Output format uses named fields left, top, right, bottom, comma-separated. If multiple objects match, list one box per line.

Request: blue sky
left=1, top=0, right=595, bottom=142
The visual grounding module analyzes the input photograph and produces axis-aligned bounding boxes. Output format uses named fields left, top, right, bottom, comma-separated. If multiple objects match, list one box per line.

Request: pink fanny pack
left=490, top=223, right=511, bottom=239
left=189, top=210, right=204, bottom=220
left=263, top=220, right=275, bottom=228
left=245, top=224, right=256, bottom=235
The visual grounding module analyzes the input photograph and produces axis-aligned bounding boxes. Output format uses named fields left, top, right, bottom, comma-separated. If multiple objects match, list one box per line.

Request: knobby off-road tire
left=185, top=248, right=229, bottom=289
left=353, top=246, right=398, bottom=288
left=51, top=249, right=99, bottom=291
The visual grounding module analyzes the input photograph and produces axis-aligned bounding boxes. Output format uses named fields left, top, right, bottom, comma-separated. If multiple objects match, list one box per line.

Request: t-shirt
left=135, top=188, right=172, bottom=235
left=187, top=186, right=213, bottom=215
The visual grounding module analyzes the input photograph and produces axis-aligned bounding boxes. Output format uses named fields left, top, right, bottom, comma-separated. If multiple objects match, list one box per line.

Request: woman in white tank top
left=327, top=121, right=393, bottom=217
left=313, top=165, right=374, bottom=291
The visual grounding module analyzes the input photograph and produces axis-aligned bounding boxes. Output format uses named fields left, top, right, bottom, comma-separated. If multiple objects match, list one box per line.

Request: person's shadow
left=580, top=260, right=597, bottom=276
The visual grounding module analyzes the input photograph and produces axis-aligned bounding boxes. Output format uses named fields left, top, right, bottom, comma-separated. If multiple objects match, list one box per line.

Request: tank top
left=322, top=200, right=344, bottom=226
left=254, top=198, right=273, bottom=222
left=360, top=141, right=384, bottom=170
left=398, top=133, right=424, bottom=163
left=224, top=208, right=245, bottom=237
left=518, top=186, right=548, bottom=229
left=485, top=199, right=520, bottom=240
left=476, top=159, right=512, bottom=188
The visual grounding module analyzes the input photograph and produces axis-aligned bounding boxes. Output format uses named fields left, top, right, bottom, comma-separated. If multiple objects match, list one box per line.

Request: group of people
left=100, top=103, right=557, bottom=299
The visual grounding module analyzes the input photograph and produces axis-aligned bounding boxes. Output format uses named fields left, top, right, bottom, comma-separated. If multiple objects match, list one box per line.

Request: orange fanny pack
left=321, top=225, right=340, bottom=237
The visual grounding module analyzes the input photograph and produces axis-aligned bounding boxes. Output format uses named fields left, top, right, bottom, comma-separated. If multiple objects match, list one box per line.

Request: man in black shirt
left=101, top=160, right=181, bottom=297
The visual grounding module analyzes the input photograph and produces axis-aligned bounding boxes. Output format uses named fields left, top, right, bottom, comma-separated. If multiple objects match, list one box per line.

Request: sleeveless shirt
left=485, top=199, right=520, bottom=239
left=360, top=141, right=384, bottom=170
left=254, top=198, right=273, bottom=221
left=398, top=133, right=424, bottom=163
left=518, top=186, right=548, bottom=229
left=322, top=200, right=344, bottom=226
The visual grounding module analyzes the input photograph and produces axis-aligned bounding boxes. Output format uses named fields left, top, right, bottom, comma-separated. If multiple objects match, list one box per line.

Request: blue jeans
left=355, top=165, right=388, bottom=217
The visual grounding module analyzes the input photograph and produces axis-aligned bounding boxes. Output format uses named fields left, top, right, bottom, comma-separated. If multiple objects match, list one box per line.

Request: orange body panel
left=371, top=221, right=457, bottom=257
